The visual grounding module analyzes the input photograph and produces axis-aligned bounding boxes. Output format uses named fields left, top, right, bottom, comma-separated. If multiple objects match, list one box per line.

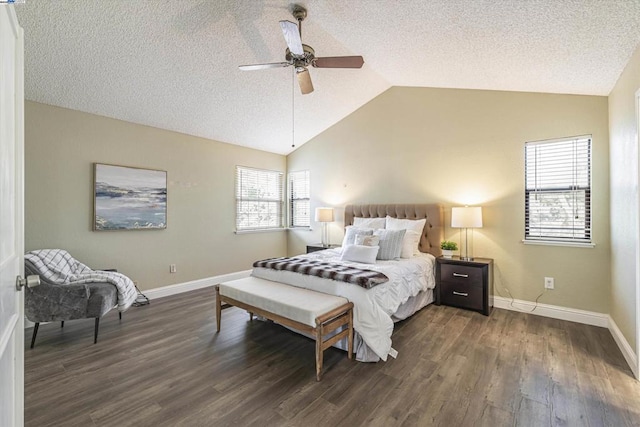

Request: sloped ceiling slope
left=16, top=1, right=640, bottom=155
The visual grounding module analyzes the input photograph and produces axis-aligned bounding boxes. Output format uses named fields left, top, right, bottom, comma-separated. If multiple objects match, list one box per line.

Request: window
left=525, top=135, right=592, bottom=244
left=289, top=170, right=310, bottom=227
left=235, top=166, right=284, bottom=231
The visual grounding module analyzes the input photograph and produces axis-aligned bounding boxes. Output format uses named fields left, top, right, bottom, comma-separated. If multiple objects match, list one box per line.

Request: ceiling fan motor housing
left=285, top=44, right=315, bottom=66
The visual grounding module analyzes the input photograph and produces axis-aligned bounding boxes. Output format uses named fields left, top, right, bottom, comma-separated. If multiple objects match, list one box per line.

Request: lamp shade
left=451, top=206, right=483, bottom=228
left=315, top=207, right=334, bottom=223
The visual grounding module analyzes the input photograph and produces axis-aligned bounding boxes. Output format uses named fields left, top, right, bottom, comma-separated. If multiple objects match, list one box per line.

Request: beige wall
left=288, top=87, right=610, bottom=313
left=608, top=44, right=640, bottom=351
left=25, top=101, right=287, bottom=291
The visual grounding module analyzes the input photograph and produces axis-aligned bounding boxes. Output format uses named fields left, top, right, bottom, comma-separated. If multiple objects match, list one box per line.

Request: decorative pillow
left=341, top=226, right=374, bottom=247
left=340, top=244, right=379, bottom=264
left=353, top=217, right=386, bottom=229
left=400, top=230, right=421, bottom=258
left=373, top=229, right=406, bottom=260
left=386, top=216, right=427, bottom=256
left=354, top=234, right=381, bottom=247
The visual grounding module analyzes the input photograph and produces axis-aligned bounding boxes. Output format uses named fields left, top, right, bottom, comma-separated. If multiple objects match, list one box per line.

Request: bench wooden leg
left=316, top=324, right=323, bottom=381
left=215, top=285, right=221, bottom=333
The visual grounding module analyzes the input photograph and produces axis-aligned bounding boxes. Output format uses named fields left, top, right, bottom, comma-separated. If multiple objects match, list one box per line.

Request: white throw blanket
left=25, top=249, right=137, bottom=311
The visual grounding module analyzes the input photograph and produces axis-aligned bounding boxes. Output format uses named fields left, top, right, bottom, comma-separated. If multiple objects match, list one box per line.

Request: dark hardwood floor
left=25, top=287, right=640, bottom=426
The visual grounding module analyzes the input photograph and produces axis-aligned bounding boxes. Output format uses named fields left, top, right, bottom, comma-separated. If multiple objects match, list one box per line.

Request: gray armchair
left=24, top=260, right=122, bottom=348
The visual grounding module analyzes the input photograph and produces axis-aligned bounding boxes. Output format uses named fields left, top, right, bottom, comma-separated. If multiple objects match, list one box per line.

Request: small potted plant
left=440, top=240, right=458, bottom=258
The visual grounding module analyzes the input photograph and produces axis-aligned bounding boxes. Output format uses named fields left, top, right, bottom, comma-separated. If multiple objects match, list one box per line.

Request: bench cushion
left=219, top=277, right=348, bottom=327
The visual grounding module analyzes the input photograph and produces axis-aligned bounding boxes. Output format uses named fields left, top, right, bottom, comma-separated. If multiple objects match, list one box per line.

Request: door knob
left=16, top=275, right=41, bottom=291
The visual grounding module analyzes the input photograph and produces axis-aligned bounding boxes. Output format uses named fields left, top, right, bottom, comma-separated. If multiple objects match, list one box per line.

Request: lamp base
left=321, top=223, right=330, bottom=248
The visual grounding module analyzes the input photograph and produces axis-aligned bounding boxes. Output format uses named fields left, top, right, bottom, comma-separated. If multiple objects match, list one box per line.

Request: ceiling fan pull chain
left=292, top=66, right=295, bottom=148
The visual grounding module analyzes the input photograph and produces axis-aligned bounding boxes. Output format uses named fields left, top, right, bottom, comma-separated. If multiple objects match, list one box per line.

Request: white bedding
left=251, top=248, right=436, bottom=362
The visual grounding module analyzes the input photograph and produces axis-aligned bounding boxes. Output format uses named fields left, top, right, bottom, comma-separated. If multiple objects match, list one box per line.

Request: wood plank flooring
left=24, top=287, right=640, bottom=426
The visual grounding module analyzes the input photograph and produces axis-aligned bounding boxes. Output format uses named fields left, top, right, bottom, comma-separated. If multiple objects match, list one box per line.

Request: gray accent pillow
left=373, top=229, right=406, bottom=260
left=341, top=226, right=374, bottom=247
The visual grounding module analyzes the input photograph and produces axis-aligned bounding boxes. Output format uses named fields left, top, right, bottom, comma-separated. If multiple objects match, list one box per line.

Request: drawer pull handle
left=452, top=291, right=469, bottom=297
left=452, top=273, right=469, bottom=278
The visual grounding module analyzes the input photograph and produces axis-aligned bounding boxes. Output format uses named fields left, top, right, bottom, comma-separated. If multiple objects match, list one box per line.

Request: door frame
left=0, top=4, right=25, bottom=424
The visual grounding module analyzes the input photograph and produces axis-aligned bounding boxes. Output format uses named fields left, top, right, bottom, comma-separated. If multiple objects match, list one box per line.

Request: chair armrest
left=25, top=282, right=90, bottom=323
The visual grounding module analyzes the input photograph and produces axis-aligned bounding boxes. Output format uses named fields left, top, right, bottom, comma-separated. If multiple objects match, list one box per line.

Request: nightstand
left=436, top=256, right=493, bottom=316
left=306, top=244, right=340, bottom=254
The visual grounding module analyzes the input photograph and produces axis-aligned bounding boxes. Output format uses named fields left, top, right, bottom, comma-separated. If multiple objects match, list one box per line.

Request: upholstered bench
left=215, top=277, right=354, bottom=381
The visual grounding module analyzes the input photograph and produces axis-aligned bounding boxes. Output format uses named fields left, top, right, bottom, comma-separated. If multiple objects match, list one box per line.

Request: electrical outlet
left=544, top=277, right=554, bottom=290
left=170, top=264, right=176, bottom=273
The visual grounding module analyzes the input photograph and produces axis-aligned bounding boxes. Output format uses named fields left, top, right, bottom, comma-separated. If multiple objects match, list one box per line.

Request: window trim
left=235, top=165, right=285, bottom=232
left=524, top=135, right=593, bottom=247
left=288, top=170, right=310, bottom=229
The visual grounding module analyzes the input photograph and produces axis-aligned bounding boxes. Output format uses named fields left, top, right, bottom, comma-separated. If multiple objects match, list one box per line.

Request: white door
left=0, top=5, right=24, bottom=427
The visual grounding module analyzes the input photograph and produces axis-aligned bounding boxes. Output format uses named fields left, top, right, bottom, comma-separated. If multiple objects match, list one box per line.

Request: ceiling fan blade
left=296, top=68, right=314, bottom=94
left=279, top=20, right=304, bottom=56
left=239, top=62, right=291, bottom=71
left=313, top=56, right=365, bottom=69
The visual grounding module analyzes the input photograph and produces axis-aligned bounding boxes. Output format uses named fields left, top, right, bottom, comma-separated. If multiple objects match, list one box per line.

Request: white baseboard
left=142, top=270, right=252, bottom=300
left=494, top=296, right=638, bottom=378
left=23, top=270, right=253, bottom=329
left=493, top=296, right=609, bottom=327
left=608, top=315, right=639, bottom=379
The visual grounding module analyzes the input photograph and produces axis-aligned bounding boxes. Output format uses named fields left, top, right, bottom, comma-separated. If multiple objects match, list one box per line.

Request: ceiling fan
left=239, top=4, right=364, bottom=95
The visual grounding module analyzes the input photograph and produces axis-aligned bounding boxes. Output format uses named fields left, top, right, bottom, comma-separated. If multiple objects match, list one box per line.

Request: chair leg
left=94, top=318, right=100, bottom=344
left=61, top=321, right=64, bottom=328
left=30, top=323, right=39, bottom=349
left=215, top=285, right=221, bottom=333
left=119, top=311, right=122, bottom=320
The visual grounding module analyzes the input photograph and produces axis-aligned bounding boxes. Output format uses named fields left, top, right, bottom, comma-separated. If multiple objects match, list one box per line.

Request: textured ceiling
left=16, top=1, right=640, bottom=155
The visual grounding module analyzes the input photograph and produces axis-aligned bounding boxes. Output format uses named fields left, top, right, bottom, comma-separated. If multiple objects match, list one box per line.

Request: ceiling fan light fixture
left=296, top=68, right=314, bottom=94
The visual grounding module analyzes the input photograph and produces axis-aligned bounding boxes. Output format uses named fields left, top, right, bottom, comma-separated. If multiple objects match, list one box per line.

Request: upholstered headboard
left=344, top=204, right=444, bottom=257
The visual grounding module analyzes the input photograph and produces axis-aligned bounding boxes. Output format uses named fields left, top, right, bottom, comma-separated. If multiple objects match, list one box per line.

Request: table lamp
left=451, top=206, right=483, bottom=260
left=315, top=207, right=334, bottom=247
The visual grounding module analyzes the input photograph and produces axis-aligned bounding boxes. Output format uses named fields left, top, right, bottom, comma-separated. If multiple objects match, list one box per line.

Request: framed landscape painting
left=93, top=163, right=167, bottom=231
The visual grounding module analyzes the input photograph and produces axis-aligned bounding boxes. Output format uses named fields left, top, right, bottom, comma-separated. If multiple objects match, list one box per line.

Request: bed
left=251, top=203, right=444, bottom=362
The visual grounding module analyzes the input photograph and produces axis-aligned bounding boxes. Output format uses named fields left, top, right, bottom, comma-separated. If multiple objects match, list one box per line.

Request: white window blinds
left=235, top=166, right=284, bottom=231
left=525, top=135, right=592, bottom=243
left=289, top=170, right=310, bottom=227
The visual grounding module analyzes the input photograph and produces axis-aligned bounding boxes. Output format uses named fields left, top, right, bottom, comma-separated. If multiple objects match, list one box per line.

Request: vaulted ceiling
left=16, top=1, right=640, bottom=155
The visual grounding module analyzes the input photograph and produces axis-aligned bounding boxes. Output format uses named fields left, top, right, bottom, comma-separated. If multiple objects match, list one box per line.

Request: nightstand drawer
left=440, top=264, right=482, bottom=286
left=440, top=281, right=483, bottom=311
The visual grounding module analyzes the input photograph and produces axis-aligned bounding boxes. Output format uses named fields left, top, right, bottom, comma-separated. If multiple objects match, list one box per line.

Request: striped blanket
left=252, top=257, right=389, bottom=289
left=24, top=249, right=137, bottom=311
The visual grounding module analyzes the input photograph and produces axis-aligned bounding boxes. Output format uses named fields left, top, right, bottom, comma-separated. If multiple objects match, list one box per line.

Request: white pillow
left=400, top=230, right=421, bottom=258
left=353, top=217, right=386, bottom=229
left=386, top=216, right=426, bottom=256
left=340, top=244, right=379, bottom=264
left=354, top=234, right=381, bottom=247
left=341, top=226, right=374, bottom=247
left=373, top=229, right=406, bottom=260
left=385, top=216, right=426, bottom=234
